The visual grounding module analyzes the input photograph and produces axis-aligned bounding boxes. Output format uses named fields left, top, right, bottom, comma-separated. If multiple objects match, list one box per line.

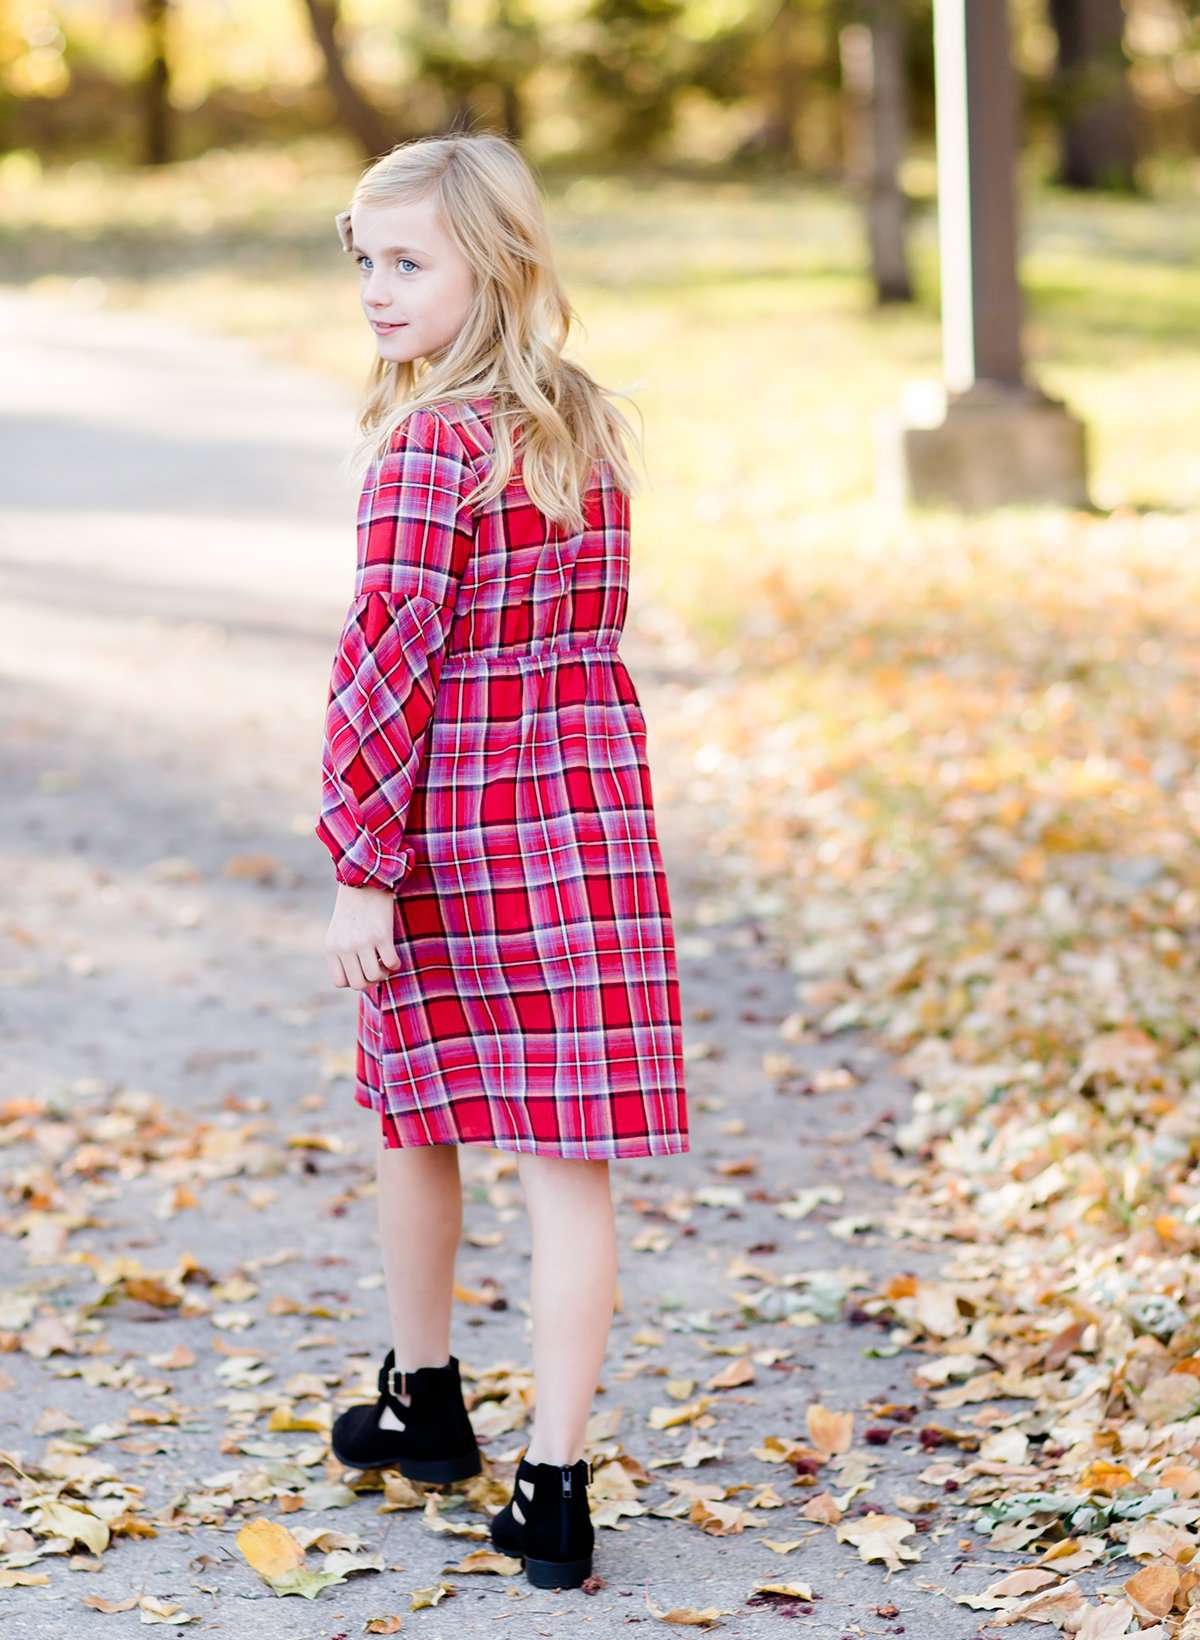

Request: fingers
left=328, top=944, right=399, bottom=991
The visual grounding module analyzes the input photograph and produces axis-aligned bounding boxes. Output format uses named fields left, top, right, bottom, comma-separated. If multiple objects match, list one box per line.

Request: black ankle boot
left=489, top=1454, right=594, bottom=1588
left=330, top=1348, right=482, bottom=1484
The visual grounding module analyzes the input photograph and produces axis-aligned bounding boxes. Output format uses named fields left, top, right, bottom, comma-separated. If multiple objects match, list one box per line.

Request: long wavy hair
left=334, top=130, right=644, bottom=535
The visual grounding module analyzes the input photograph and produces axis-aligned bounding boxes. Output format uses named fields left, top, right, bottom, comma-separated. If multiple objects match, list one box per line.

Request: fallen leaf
left=705, top=1358, right=755, bottom=1391
left=835, top=1514, right=921, bottom=1571
left=410, top=1582, right=454, bottom=1609
left=806, top=1403, right=853, bottom=1456
left=443, top=1548, right=522, bottom=1575
left=1124, top=1562, right=1181, bottom=1620
left=645, top=1591, right=733, bottom=1626
left=752, top=1580, right=815, bottom=1599
left=236, top=1516, right=305, bottom=1579
left=1076, top=1601, right=1137, bottom=1640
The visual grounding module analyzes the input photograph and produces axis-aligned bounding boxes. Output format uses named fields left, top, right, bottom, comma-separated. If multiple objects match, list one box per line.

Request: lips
left=372, top=321, right=407, bottom=331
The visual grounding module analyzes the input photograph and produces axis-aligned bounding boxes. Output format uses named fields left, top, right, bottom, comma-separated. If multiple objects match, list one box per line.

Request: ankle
left=391, top=1354, right=451, bottom=1373
left=524, top=1444, right=585, bottom=1468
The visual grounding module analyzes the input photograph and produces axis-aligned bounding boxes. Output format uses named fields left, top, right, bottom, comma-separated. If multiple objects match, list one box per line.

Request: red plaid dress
left=314, top=394, right=688, bottom=1159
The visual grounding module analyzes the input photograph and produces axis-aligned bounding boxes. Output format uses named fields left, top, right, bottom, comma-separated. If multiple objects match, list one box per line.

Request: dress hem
left=356, top=1084, right=689, bottom=1160
left=379, top=1132, right=691, bottom=1160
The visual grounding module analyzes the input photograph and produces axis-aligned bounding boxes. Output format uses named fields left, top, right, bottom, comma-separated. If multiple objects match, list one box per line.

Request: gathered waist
left=441, top=640, right=623, bottom=676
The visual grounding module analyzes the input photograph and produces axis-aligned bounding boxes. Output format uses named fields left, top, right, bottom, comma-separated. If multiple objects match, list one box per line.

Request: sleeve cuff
left=315, top=821, right=413, bottom=891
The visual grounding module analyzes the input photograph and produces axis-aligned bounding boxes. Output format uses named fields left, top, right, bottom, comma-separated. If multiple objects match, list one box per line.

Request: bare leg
left=375, top=1141, right=463, bottom=1424
left=514, top=1154, right=616, bottom=1508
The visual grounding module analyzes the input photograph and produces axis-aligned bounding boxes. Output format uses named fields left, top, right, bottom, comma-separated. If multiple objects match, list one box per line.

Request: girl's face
left=349, top=194, right=476, bottom=364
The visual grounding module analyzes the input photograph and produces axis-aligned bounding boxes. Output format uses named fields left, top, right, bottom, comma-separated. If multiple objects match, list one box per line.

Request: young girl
left=313, top=129, right=688, bottom=1591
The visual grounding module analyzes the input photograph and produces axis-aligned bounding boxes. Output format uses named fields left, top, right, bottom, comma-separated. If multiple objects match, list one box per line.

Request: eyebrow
left=349, top=243, right=430, bottom=257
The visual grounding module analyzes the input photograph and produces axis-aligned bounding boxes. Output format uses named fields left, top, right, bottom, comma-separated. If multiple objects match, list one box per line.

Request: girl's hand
left=325, top=882, right=403, bottom=991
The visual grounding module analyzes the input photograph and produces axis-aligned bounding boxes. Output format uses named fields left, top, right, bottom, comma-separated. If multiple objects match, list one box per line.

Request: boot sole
left=523, top=1553, right=594, bottom=1589
left=491, top=1524, right=593, bottom=1589
left=330, top=1439, right=482, bottom=1484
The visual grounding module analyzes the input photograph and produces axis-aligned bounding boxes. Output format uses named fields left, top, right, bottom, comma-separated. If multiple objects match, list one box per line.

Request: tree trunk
left=1047, top=0, right=1138, bottom=190
left=840, top=0, right=912, bottom=303
left=300, top=0, right=394, bottom=158
left=141, top=0, right=171, bottom=166
left=495, top=0, right=524, bottom=140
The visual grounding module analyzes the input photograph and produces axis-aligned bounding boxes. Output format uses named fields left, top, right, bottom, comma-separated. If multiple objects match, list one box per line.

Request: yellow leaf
left=1079, top=1461, right=1133, bottom=1494
left=751, top=1434, right=810, bottom=1463
left=649, top=1396, right=712, bottom=1429
left=645, top=1591, right=733, bottom=1626
left=452, top=1281, right=499, bottom=1305
left=236, top=1517, right=305, bottom=1579
left=410, top=1583, right=454, bottom=1609
left=267, top=1405, right=327, bottom=1433
left=138, top=1595, right=199, bottom=1624
left=444, top=1548, right=522, bottom=1575
left=35, top=1500, right=110, bottom=1554
left=706, top=1357, right=755, bottom=1391
left=835, top=1514, right=921, bottom=1571
left=806, top=1403, right=852, bottom=1456
left=688, top=1498, right=754, bottom=1535
left=752, top=1581, right=815, bottom=1599
left=286, top=1132, right=344, bottom=1152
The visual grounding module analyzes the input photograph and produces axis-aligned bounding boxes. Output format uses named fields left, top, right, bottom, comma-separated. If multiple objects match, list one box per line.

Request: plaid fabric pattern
left=316, top=395, right=688, bottom=1159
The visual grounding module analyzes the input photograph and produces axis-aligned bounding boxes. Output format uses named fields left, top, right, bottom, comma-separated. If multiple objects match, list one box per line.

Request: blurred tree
left=140, top=0, right=172, bottom=164
left=494, top=0, right=522, bottom=138
left=840, top=0, right=914, bottom=302
left=570, top=0, right=709, bottom=162
left=414, top=0, right=540, bottom=143
left=300, top=0, right=391, bottom=154
left=1046, top=0, right=1139, bottom=188
left=416, top=0, right=475, bottom=132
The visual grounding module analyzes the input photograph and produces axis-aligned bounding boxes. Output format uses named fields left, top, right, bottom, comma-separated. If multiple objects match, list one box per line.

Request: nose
left=361, top=271, right=391, bottom=306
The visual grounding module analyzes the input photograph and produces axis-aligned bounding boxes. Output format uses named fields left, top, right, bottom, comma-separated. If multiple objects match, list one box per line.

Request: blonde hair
left=335, top=129, right=644, bottom=535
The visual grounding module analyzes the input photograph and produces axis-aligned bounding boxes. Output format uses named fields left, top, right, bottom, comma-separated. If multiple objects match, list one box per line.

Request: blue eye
left=354, top=255, right=419, bottom=272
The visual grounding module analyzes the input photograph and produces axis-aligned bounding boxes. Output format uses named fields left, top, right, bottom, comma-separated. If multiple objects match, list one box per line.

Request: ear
left=335, top=210, right=353, bottom=253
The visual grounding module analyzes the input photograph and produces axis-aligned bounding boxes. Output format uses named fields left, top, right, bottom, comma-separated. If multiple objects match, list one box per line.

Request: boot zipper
left=562, top=1464, right=573, bottom=1497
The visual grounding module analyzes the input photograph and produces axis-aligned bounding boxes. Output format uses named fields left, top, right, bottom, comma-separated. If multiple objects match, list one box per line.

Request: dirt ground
left=0, top=289, right=998, bottom=1637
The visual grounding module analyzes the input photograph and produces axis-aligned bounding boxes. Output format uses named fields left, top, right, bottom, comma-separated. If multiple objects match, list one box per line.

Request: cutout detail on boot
left=378, top=1387, right=411, bottom=1432
left=512, top=1476, right=533, bottom=1524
